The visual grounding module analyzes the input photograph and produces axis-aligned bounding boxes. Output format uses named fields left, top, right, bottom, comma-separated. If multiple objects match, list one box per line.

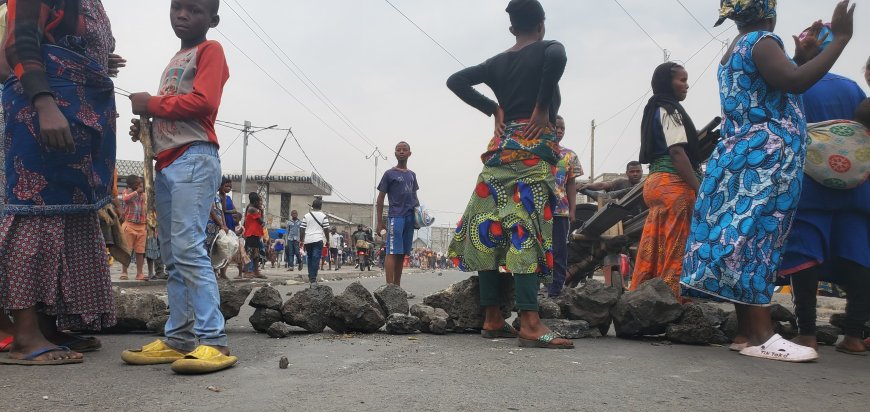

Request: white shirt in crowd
left=300, top=210, right=329, bottom=244
left=329, top=233, right=342, bottom=248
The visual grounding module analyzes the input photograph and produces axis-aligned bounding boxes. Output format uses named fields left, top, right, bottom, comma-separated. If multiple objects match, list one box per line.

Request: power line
left=230, top=0, right=376, bottom=147
left=675, top=0, right=719, bottom=41
left=248, top=131, right=305, bottom=171
left=231, top=1, right=376, bottom=148
left=245, top=125, right=359, bottom=203
left=219, top=130, right=245, bottom=158
left=690, top=41, right=729, bottom=89
left=215, top=28, right=368, bottom=155
left=597, top=90, right=649, bottom=169
left=384, top=0, right=465, bottom=67
left=288, top=130, right=357, bottom=204
left=593, top=24, right=733, bottom=130
left=595, top=89, right=651, bottom=128
left=223, top=1, right=378, bottom=149
left=215, top=121, right=246, bottom=132
left=612, top=0, right=665, bottom=52
left=216, top=119, right=288, bottom=132
left=590, top=23, right=734, bottom=172
left=683, top=24, right=734, bottom=65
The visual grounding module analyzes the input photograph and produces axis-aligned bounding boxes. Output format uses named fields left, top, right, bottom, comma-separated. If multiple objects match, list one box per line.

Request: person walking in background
left=218, top=177, right=241, bottom=232
left=352, top=224, right=373, bottom=271
left=631, top=62, right=702, bottom=301
left=286, top=210, right=303, bottom=271
left=329, top=228, right=342, bottom=270
left=121, top=175, right=148, bottom=281
left=446, top=0, right=573, bottom=349
left=0, top=0, right=121, bottom=365
left=376, top=141, right=420, bottom=288
left=264, top=239, right=276, bottom=268
left=301, top=198, right=330, bottom=287
left=243, top=192, right=266, bottom=279
left=274, top=237, right=284, bottom=266
left=681, top=0, right=855, bottom=363
left=547, top=115, right=582, bottom=298
left=122, top=0, right=236, bottom=374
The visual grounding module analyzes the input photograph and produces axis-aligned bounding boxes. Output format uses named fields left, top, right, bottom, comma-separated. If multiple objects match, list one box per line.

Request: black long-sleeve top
left=447, top=40, right=566, bottom=124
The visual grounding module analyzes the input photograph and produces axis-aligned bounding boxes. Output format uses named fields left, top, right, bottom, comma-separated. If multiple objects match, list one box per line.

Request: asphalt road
left=2, top=270, right=868, bottom=411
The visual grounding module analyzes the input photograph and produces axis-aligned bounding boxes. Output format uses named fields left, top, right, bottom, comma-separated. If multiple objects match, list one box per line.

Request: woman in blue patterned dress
left=0, top=0, right=121, bottom=365
left=680, top=0, right=855, bottom=362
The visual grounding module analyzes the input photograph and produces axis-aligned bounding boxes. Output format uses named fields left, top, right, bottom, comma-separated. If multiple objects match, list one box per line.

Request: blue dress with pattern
left=680, top=32, right=807, bottom=305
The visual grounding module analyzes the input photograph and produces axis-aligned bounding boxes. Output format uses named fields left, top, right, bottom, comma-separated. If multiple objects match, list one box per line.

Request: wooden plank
left=137, top=116, right=156, bottom=239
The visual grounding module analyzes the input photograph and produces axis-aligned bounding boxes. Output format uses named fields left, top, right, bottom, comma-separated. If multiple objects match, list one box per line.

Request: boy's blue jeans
left=155, top=143, right=227, bottom=351
left=304, top=241, right=323, bottom=282
left=285, top=240, right=301, bottom=267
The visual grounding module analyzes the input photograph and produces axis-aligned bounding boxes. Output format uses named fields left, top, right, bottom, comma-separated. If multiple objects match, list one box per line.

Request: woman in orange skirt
left=631, top=62, right=702, bottom=301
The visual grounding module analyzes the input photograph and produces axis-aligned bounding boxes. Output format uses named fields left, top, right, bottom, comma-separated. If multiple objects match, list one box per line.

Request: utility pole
left=663, top=49, right=671, bottom=62
left=590, top=119, right=596, bottom=182
left=240, top=120, right=252, bottom=208
left=366, top=147, right=387, bottom=232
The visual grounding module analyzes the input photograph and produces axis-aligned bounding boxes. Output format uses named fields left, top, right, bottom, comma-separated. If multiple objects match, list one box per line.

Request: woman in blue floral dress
left=680, top=0, right=856, bottom=362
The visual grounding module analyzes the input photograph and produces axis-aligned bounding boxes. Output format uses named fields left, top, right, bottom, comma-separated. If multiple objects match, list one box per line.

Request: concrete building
left=114, top=160, right=384, bottom=234
left=222, top=170, right=332, bottom=229
left=428, top=225, right=454, bottom=254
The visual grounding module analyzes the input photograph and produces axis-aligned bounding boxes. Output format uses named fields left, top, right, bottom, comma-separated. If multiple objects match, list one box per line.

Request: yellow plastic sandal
left=121, top=340, right=186, bottom=365
left=170, top=345, right=237, bottom=375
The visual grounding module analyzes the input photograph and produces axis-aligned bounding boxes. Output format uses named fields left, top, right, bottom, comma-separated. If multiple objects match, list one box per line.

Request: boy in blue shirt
left=376, top=142, right=419, bottom=288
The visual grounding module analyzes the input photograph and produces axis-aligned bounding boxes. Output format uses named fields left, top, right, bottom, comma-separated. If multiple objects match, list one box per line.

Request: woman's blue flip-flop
left=0, top=346, right=83, bottom=365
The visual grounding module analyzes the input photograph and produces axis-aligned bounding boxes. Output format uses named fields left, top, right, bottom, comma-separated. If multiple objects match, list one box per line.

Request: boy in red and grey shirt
left=122, top=0, right=236, bottom=374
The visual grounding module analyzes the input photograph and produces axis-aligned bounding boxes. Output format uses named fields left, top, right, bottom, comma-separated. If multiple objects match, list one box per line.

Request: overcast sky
left=104, top=0, right=870, bottom=226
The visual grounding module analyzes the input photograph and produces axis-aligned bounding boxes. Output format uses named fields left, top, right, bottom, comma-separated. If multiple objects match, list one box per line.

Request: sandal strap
left=537, top=332, right=557, bottom=344
left=24, top=346, right=70, bottom=361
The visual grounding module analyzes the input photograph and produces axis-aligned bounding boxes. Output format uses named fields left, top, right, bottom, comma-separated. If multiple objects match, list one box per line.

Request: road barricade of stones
left=106, top=276, right=865, bottom=347
left=102, top=281, right=253, bottom=334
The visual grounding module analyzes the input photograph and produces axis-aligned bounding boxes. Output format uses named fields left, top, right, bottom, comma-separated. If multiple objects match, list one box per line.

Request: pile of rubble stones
left=107, top=276, right=861, bottom=346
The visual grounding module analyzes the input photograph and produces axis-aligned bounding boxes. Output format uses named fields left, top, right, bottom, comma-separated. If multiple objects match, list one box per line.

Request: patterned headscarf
left=715, top=0, right=777, bottom=27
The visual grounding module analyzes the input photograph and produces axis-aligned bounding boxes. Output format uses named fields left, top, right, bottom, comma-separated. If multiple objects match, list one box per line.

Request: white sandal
left=739, top=334, right=818, bottom=362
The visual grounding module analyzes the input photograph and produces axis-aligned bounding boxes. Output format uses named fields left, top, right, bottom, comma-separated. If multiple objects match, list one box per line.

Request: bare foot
left=8, top=336, right=83, bottom=362
left=836, top=336, right=867, bottom=354
left=791, top=335, right=818, bottom=350
left=482, top=320, right=509, bottom=331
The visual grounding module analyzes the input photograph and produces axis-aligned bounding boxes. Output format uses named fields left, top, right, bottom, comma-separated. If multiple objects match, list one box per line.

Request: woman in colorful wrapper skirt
left=446, top=0, right=571, bottom=349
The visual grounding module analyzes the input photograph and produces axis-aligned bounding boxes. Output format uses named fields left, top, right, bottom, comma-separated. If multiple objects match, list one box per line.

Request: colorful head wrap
left=715, top=0, right=777, bottom=27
